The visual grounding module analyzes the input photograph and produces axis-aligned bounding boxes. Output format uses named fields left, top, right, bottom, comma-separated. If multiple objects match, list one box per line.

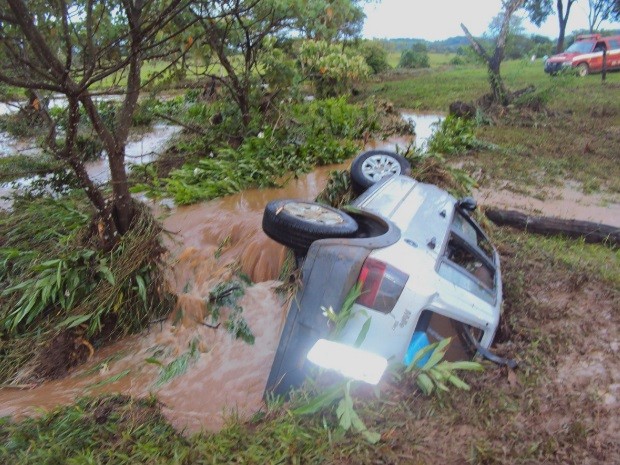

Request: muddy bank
left=476, top=183, right=620, bottom=228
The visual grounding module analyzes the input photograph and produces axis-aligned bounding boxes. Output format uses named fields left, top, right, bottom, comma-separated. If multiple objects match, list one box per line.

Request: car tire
left=577, top=63, right=589, bottom=77
left=350, top=150, right=411, bottom=193
left=262, top=199, right=358, bottom=253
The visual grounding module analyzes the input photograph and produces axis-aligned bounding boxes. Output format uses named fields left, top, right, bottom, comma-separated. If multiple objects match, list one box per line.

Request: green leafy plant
left=154, top=339, right=200, bottom=388
left=293, top=380, right=381, bottom=444
left=398, top=43, right=430, bottom=69
left=0, top=197, right=171, bottom=384
left=321, top=282, right=362, bottom=337
left=158, top=98, right=372, bottom=205
left=426, top=115, right=486, bottom=155
left=298, top=40, right=370, bottom=98
left=315, top=169, right=353, bottom=208
left=405, top=337, right=484, bottom=395
left=208, top=280, right=255, bottom=344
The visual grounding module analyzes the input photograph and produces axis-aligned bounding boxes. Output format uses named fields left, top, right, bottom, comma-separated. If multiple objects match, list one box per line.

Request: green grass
left=371, top=59, right=620, bottom=111
left=386, top=52, right=457, bottom=69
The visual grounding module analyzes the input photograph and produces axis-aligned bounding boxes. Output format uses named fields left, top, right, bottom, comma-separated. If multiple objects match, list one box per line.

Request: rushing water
left=0, top=164, right=345, bottom=432
left=0, top=113, right=443, bottom=433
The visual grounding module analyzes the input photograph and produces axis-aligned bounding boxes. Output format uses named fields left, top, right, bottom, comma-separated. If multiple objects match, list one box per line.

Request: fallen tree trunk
left=485, top=208, right=620, bottom=246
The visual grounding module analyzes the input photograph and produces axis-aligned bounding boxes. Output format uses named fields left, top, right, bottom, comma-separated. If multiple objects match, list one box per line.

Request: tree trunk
left=488, top=58, right=507, bottom=106
left=460, top=0, right=524, bottom=106
left=557, top=18, right=568, bottom=52
left=108, top=147, right=134, bottom=235
left=556, top=0, right=575, bottom=53
left=485, top=208, right=620, bottom=246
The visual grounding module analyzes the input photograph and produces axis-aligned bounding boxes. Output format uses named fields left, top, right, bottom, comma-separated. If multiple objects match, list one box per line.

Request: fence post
left=602, top=50, right=607, bottom=82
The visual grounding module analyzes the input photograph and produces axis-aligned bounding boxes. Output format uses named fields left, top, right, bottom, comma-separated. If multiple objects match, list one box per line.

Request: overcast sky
left=362, top=0, right=619, bottom=41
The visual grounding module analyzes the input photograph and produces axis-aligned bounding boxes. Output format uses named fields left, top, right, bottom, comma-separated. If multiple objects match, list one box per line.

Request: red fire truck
left=544, top=34, right=620, bottom=76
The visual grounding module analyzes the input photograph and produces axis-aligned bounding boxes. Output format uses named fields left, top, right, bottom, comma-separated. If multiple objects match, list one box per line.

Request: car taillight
left=356, top=258, right=408, bottom=313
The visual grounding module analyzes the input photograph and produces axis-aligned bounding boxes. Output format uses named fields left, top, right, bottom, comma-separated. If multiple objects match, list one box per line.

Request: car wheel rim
left=283, top=202, right=345, bottom=225
left=361, top=154, right=402, bottom=182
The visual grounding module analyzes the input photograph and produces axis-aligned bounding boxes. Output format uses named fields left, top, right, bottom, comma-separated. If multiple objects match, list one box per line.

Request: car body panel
left=265, top=175, right=503, bottom=395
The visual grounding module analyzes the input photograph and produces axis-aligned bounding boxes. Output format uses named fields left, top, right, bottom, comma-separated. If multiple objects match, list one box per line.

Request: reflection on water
left=402, top=113, right=444, bottom=150
left=85, top=124, right=183, bottom=184
left=0, top=124, right=183, bottom=209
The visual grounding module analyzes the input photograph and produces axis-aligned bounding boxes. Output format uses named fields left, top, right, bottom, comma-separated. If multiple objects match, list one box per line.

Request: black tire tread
left=262, top=200, right=358, bottom=252
left=350, top=150, right=411, bottom=193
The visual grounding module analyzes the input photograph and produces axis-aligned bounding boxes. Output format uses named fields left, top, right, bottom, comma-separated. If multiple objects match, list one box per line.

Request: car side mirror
left=458, top=197, right=477, bottom=212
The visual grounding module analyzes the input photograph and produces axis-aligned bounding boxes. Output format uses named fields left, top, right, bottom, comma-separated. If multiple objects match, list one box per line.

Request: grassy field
left=386, top=51, right=457, bottom=69
left=366, top=59, right=620, bottom=195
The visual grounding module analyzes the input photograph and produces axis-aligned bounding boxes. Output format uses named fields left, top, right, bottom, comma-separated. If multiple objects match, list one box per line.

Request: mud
left=476, top=182, right=620, bottom=227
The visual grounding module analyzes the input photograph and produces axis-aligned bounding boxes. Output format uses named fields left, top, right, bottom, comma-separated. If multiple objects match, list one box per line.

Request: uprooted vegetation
left=1, top=230, right=617, bottom=464
left=0, top=195, right=171, bottom=384
left=131, top=96, right=411, bottom=204
left=0, top=93, right=414, bottom=385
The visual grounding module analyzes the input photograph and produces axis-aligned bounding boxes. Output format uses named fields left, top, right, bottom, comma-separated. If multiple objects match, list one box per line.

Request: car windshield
left=565, top=41, right=594, bottom=54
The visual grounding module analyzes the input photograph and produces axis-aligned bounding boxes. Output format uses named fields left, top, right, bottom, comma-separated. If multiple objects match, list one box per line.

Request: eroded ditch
left=0, top=116, right=441, bottom=432
left=2, top=109, right=619, bottom=436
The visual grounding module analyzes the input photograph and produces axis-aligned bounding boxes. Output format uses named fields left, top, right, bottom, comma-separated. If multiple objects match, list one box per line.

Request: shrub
left=0, top=196, right=170, bottom=383
left=359, top=40, right=390, bottom=74
left=298, top=40, right=370, bottom=98
left=398, top=43, right=430, bottom=69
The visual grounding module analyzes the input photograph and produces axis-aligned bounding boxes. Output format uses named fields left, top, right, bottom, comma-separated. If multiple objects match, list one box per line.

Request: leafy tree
left=0, top=0, right=191, bottom=247
left=587, top=0, right=616, bottom=32
left=398, top=43, right=430, bottom=69
left=525, top=0, right=579, bottom=52
left=487, top=12, right=531, bottom=59
left=298, top=40, right=369, bottom=97
left=358, top=40, right=390, bottom=74
left=192, top=0, right=293, bottom=129
left=292, top=0, right=366, bottom=42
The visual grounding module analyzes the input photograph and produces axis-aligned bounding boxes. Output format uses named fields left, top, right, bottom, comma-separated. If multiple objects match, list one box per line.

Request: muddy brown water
left=0, top=164, right=352, bottom=432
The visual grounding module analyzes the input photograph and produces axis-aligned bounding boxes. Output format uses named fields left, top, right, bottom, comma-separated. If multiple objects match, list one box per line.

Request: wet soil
left=476, top=182, right=620, bottom=227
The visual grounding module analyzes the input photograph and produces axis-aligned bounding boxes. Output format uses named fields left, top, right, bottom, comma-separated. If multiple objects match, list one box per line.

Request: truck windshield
left=565, top=41, right=594, bottom=54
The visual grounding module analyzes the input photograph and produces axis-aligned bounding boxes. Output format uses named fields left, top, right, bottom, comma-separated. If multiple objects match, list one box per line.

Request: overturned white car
left=263, top=151, right=506, bottom=396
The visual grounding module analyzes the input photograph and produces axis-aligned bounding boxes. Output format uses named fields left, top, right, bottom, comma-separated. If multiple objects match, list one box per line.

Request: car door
left=589, top=41, right=607, bottom=72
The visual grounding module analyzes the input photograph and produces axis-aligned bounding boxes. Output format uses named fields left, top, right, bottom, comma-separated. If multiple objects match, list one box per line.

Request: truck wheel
left=350, top=150, right=411, bottom=193
left=262, top=200, right=358, bottom=253
left=577, top=63, right=589, bottom=77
